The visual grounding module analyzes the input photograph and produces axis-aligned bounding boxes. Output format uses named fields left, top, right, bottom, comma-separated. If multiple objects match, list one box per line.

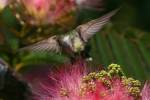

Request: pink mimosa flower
left=22, top=0, right=50, bottom=21
left=23, top=62, right=142, bottom=100
left=0, top=0, right=9, bottom=11
left=10, top=0, right=76, bottom=25
left=10, top=0, right=104, bottom=26
left=141, top=81, right=150, bottom=100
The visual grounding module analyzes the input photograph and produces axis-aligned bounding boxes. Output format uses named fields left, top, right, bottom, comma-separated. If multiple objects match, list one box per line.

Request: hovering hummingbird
left=20, top=10, right=118, bottom=59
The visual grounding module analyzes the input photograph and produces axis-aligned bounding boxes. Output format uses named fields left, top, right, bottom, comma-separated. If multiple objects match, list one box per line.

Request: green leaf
left=21, top=52, right=69, bottom=65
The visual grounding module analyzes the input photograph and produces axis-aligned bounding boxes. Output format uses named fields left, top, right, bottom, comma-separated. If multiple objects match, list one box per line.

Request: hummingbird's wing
left=76, top=9, right=118, bottom=42
left=20, top=36, right=61, bottom=53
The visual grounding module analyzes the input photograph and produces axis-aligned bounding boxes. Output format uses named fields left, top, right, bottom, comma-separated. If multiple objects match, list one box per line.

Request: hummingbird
left=20, top=10, right=118, bottom=59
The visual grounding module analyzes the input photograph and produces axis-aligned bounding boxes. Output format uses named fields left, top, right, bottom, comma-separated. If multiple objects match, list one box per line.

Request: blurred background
left=0, top=0, right=150, bottom=84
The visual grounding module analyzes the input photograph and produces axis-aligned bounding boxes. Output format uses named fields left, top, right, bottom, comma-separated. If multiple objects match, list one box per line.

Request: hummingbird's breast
left=59, top=30, right=85, bottom=53
left=69, top=31, right=85, bottom=52
left=72, top=37, right=85, bottom=52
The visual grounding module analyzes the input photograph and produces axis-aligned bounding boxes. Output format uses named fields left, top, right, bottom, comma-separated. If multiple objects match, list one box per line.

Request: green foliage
left=90, top=26, right=150, bottom=81
left=20, top=52, right=69, bottom=67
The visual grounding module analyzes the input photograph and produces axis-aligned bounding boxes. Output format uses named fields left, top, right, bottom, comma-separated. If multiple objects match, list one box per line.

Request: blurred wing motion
left=20, top=36, right=61, bottom=53
left=76, top=9, right=118, bottom=42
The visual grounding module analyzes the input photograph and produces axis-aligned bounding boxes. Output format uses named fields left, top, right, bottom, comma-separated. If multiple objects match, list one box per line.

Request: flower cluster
left=9, top=0, right=104, bottom=26
left=0, top=0, right=9, bottom=11
left=26, top=62, right=145, bottom=100
left=9, top=0, right=76, bottom=25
